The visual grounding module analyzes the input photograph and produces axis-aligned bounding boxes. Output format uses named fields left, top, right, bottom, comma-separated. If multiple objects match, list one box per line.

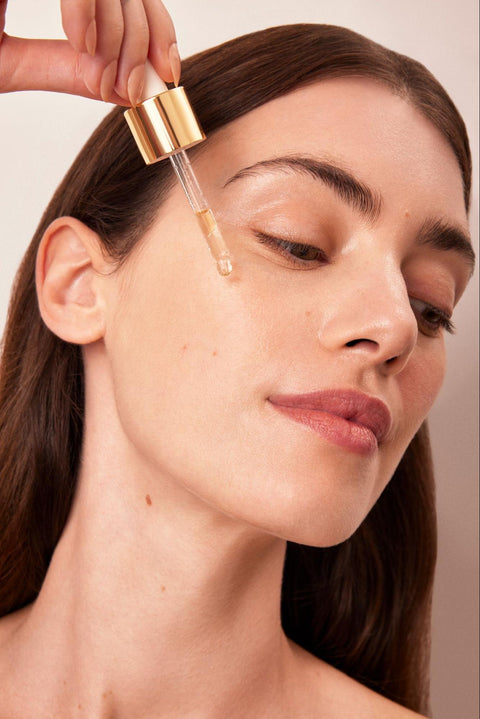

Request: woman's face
left=102, top=78, right=472, bottom=546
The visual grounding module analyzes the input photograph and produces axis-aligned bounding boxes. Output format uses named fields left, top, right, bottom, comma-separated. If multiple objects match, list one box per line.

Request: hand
left=0, top=0, right=181, bottom=105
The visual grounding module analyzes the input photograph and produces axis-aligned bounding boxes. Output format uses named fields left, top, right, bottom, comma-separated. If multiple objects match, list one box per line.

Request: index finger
left=143, top=0, right=180, bottom=84
left=61, top=0, right=96, bottom=55
left=0, top=1, right=7, bottom=35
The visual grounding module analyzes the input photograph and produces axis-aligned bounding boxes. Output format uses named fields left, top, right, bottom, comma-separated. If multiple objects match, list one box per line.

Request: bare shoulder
left=318, top=660, right=428, bottom=719
left=288, top=640, right=428, bottom=719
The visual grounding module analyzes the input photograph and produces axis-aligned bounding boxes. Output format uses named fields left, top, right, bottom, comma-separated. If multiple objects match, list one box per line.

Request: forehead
left=202, top=77, right=466, bottom=222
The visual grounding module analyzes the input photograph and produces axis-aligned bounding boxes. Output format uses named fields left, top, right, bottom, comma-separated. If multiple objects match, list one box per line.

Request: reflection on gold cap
left=124, top=86, right=206, bottom=165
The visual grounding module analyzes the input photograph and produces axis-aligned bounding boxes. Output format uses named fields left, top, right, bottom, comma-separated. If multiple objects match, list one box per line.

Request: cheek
left=103, top=241, right=269, bottom=466
left=108, top=275, right=224, bottom=421
left=368, top=344, right=446, bottom=516
left=399, top=341, right=446, bottom=434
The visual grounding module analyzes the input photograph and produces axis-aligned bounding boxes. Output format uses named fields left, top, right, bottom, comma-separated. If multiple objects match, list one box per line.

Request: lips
left=268, top=389, right=392, bottom=454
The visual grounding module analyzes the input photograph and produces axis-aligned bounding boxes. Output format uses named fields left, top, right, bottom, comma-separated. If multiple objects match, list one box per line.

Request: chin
left=236, top=488, right=375, bottom=549
left=274, top=517, right=367, bottom=549
left=266, top=472, right=382, bottom=549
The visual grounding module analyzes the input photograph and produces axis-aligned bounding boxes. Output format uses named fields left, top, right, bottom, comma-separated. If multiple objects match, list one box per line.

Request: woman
left=0, top=3, right=475, bottom=717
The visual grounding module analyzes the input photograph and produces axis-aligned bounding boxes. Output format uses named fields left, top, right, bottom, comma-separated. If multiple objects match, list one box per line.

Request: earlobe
left=36, top=217, right=107, bottom=344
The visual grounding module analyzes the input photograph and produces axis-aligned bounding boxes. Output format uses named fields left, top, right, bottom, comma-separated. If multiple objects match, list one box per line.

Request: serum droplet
left=216, top=255, right=233, bottom=276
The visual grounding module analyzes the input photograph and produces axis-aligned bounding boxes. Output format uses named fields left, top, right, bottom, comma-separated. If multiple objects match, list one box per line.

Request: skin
left=0, top=78, right=472, bottom=718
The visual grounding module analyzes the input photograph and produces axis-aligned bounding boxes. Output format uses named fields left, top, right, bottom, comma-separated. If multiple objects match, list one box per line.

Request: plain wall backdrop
left=1, top=2, right=478, bottom=717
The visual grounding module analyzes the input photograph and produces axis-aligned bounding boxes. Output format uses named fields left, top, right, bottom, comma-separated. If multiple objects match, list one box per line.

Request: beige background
left=1, top=1, right=478, bottom=717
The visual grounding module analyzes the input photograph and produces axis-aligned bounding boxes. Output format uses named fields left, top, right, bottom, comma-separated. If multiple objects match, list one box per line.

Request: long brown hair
left=0, top=25, right=471, bottom=715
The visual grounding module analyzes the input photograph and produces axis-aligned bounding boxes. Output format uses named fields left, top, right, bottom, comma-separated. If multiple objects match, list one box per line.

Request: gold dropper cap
left=124, top=86, right=206, bottom=164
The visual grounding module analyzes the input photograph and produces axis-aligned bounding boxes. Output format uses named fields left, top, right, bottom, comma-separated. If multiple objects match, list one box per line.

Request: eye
left=409, top=297, right=455, bottom=337
left=254, top=231, right=328, bottom=268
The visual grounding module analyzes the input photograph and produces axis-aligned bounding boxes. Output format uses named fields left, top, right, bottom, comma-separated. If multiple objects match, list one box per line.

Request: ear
left=36, top=217, right=108, bottom=344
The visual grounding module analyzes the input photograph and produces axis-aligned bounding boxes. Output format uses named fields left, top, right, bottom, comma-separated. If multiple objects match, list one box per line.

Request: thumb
left=0, top=34, right=127, bottom=105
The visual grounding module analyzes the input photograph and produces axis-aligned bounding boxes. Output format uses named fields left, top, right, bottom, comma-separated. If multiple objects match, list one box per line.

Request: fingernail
left=168, top=43, right=181, bottom=86
left=127, top=65, right=145, bottom=106
left=100, top=60, right=118, bottom=102
left=85, top=19, right=97, bottom=56
left=84, top=76, right=96, bottom=96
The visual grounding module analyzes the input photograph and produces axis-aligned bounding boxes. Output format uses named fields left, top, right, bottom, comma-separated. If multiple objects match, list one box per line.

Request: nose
left=316, top=266, right=418, bottom=376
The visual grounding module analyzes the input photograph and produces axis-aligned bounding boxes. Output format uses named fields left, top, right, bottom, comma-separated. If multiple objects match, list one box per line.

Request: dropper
left=124, top=61, right=233, bottom=277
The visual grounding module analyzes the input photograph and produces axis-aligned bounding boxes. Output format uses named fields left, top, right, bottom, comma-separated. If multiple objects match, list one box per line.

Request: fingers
left=81, top=0, right=126, bottom=102
left=143, top=0, right=180, bottom=86
left=1, top=0, right=180, bottom=104
left=114, top=0, right=150, bottom=105
left=71, top=0, right=180, bottom=104
left=61, top=0, right=96, bottom=55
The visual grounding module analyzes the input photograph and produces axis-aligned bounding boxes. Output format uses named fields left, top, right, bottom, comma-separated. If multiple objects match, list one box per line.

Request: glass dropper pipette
left=124, top=61, right=233, bottom=277
left=169, top=150, right=232, bottom=276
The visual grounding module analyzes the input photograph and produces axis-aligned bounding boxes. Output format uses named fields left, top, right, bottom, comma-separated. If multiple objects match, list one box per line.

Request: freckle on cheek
left=181, top=344, right=188, bottom=351
left=145, top=494, right=152, bottom=506
left=212, top=350, right=218, bottom=356
left=305, top=310, right=312, bottom=317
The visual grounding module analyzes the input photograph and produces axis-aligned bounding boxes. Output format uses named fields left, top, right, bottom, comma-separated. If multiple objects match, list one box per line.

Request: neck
left=9, top=350, right=295, bottom=718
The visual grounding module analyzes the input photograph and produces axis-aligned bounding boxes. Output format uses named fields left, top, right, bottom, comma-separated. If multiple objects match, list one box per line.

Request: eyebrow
left=224, top=155, right=382, bottom=222
left=418, top=218, right=475, bottom=276
left=224, top=154, right=475, bottom=273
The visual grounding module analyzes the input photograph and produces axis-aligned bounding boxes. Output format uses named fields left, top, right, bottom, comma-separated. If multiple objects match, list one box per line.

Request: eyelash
left=254, top=232, right=455, bottom=337
left=254, top=231, right=328, bottom=267
left=409, top=298, right=455, bottom=336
